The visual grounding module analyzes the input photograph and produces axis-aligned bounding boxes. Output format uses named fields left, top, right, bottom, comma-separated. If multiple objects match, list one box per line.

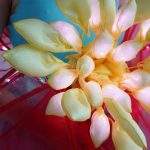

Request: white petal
left=45, top=92, right=65, bottom=117
left=48, top=69, right=78, bottom=90
left=112, top=0, right=137, bottom=36
left=90, top=109, right=110, bottom=148
left=112, top=40, right=143, bottom=62
left=83, top=81, right=103, bottom=108
left=76, top=55, right=95, bottom=78
left=91, top=30, right=114, bottom=59
left=89, top=0, right=101, bottom=32
left=121, top=69, right=150, bottom=90
left=134, top=87, right=150, bottom=114
left=102, top=84, right=132, bottom=112
left=50, top=21, right=82, bottom=50
left=112, top=122, right=143, bottom=150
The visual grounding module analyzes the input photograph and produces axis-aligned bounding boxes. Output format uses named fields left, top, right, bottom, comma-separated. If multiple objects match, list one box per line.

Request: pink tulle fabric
left=0, top=27, right=150, bottom=150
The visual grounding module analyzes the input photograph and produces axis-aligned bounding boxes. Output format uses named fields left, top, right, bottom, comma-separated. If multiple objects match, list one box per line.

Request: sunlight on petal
left=134, top=87, right=150, bottom=114
left=112, top=122, right=142, bottom=150
left=102, top=84, right=132, bottom=112
left=62, top=88, right=91, bottom=121
left=3, top=44, right=68, bottom=77
left=112, top=40, right=143, bottom=62
left=105, top=98, right=147, bottom=149
left=48, top=69, right=78, bottom=90
left=90, top=108, right=110, bottom=148
left=45, top=92, right=65, bottom=117
left=50, top=21, right=82, bottom=50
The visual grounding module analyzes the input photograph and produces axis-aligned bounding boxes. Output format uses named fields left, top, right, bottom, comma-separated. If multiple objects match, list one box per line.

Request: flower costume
left=3, top=0, right=150, bottom=149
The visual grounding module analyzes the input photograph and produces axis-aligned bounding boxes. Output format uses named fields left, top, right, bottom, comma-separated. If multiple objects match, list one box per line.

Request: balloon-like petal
left=99, top=0, right=116, bottom=33
left=14, top=19, right=77, bottom=53
left=112, top=0, right=137, bottom=38
left=48, top=69, right=78, bottom=90
left=76, top=55, right=95, bottom=78
left=121, top=69, right=150, bottom=90
left=90, top=30, right=114, bottom=59
left=112, top=122, right=142, bottom=150
left=102, top=84, right=132, bottom=112
left=82, top=80, right=103, bottom=108
left=105, top=99, right=147, bottom=149
left=112, top=40, right=143, bottom=62
left=50, top=21, right=82, bottom=50
left=45, top=92, right=65, bottom=117
left=135, top=0, right=150, bottom=23
left=62, top=88, right=91, bottom=121
left=55, top=0, right=91, bottom=34
left=90, top=108, right=110, bottom=148
left=134, top=87, right=150, bottom=114
left=3, top=44, right=68, bottom=77
left=89, top=0, right=101, bottom=33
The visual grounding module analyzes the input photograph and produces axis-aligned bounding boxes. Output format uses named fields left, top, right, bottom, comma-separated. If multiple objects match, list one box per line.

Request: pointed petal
left=14, top=19, right=77, bottom=53
left=134, top=87, right=150, bottom=114
left=76, top=55, right=95, bottom=78
left=105, top=98, right=147, bottom=149
left=90, top=108, right=110, bottom=148
left=135, top=0, right=150, bottom=23
left=48, top=69, right=78, bottom=90
left=112, top=40, right=143, bottom=62
left=99, top=0, right=116, bottom=33
left=121, top=69, right=150, bottom=90
left=138, top=19, right=150, bottom=40
left=90, top=30, right=114, bottom=59
left=82, top=80, right=103, bottom=108
left=112, top=122, right=142, bottom=150
left=102, top=84, right=132, bottom=112
left=89, top=0, right=101, bottom=33
left=3, top=44, right=68, bottom=77
left=112, top=0, right=137, bottom=37
left=62, top=88, right=91, bottom=121
left=50, top=21, right=82, bottom=50
left=45, top=92, right=65, bottom=117
left=55, top=0, right=91, bottom=34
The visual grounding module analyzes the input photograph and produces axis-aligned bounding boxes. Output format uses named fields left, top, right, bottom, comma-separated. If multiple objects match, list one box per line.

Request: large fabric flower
left=3, top=0, right=150, bottom=149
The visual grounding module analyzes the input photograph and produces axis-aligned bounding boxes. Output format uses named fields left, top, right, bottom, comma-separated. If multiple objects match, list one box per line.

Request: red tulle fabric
left=0, top=27, right=150, bottom=150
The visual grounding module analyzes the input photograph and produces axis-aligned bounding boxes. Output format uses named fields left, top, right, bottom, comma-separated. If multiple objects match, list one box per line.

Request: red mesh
left=0, top=27, right=150, bottom=150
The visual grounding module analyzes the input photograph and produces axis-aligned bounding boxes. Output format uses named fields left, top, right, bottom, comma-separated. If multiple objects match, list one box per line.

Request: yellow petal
left=112, top=0, right=137, bottom=38
left=135, top=0, right=150, bottom=23
left=102, top=84, right=132, bottom=112
left=90, top=30, right=114, bottom=59
left=50, top=21, right=82, bottom=50
left=55, top=0, right=91, bottom=34
left=94, top=64, right=112, bottom=76
left=121, top=69, right=150, bottom=90
left=143, top=56, right=150, bottom=73
left=90, top=108, right=110, bottom=148
left=105, top=98, right=147, bottom=149
left=76, top=55, right=95, bottom=78
left=82, top=80, right=103, bottom=108
left=112, top=122, right=142, bottom=150
left=62, top=88, right=91, bottom=121
left=134, top=87, right=150, bottom=114
left=45, top=92, right=65, bottom=117
left=112, top=40, right=143, bottom=62
left=3, top=44, right=68, bottom=77
left=89, top=0, right=101, bottom=33
left=48, top=69, right=78, bottom=90
left=99, top=0, right=116, bottom=33
left=14, top=19, right=77, bottom=53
